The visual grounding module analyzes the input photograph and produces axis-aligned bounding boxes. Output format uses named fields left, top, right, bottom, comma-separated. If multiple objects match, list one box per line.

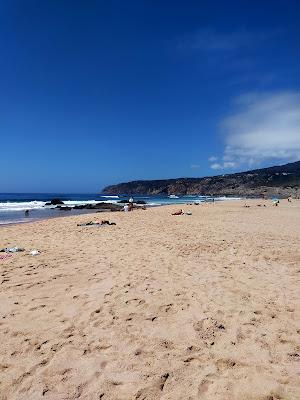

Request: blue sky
left=1, top=0, right=300, bottom=192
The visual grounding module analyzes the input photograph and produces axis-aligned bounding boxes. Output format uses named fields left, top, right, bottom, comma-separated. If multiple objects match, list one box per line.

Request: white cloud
left=190, top=164, right=200, bottom=169
left=210, top=163, right=222, bottom=170
left=210, top=161, right=237, bottom=170
left=208, top=156, right=218, bottom=162
left=217, top=91, right=300, bottom=169
left=223, top=161, right=237, bottom=168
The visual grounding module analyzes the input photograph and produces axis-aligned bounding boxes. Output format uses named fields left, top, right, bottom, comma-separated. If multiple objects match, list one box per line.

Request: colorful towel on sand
left=0, top=253, right=12, bottom=260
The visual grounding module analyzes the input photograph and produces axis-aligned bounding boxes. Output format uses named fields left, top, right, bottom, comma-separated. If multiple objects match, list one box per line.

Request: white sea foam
left=0, top=201, right=46, bottom=212
left=0, top=218, right=35, bottom=225
left=62, top=200, right=98, bottom=206
left=63, top=200, right=119, bottom=206
left=0, top=196, right=240, bottom=214
left=0, top=199, right=118, bottom=212
left=214, top=196, right=241, bottom=201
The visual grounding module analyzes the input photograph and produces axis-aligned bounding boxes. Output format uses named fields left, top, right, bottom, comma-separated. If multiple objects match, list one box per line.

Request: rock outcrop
left=73, top=202, right=123, bottom=211
left=45, top=198, right=65, bottom=205
left=102, top=161, right=300, bottom=198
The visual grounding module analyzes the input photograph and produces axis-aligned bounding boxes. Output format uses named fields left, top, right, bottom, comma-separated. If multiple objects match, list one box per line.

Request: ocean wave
left=0, top=201, right=46, bottom=212
left=62, top=200, right=98, bottom=206
left=0, top=196, right=241, bottom=214
left=214, top=196, right=241, bottom=201
left=63, top=200, right=119, bottom=206
left=0, top=199, right=121, bottom=212
left=0, top=218, right=35, bottom=225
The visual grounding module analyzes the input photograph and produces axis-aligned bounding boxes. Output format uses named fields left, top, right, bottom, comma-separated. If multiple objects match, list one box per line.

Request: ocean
left=0, top=193, right=240, bottom=225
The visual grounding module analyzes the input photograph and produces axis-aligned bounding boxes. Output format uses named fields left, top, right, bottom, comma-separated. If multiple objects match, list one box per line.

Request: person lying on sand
left=172, top=209, right=184, bottom=215
left=77, top=220, right=116, bottom=226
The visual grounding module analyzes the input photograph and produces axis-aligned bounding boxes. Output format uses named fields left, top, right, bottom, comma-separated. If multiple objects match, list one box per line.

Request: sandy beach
left=0, top=200, right=299, bottom=400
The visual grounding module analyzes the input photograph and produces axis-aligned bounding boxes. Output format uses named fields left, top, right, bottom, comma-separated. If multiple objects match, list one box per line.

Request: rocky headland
left=102, top=160, right=300, bottom=198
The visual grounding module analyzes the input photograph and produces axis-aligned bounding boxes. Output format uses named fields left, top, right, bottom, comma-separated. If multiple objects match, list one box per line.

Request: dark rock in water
left=118, top=199, right=146, bottom=204
left=72, top=204, right=85, bottom=209
left=45, top=198, right=65, bottom=205
left=56, top=206, right=72, bottom=210
left=73, top=202, right=122, bottom=211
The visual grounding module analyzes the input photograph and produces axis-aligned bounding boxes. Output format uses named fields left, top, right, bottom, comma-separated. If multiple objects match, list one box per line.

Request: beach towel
left=0, top=254, right=12, bottom=260
left=0, top=247, right=25, bottom=253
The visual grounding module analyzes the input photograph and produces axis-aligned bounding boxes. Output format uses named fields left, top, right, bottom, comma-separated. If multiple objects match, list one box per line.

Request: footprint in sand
left=125, top=298, right=145, bottom=306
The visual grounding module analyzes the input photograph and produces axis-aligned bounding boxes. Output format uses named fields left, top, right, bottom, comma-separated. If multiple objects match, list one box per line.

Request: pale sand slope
left=0, top=200, right=299, bottom=400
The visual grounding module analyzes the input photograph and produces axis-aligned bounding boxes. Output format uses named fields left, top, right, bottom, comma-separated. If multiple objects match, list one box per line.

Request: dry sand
left=0, top=200, right=299, bottom=400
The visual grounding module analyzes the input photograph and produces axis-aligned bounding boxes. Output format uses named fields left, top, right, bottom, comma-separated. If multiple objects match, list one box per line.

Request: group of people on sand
left=123, top=197, right=146, bottom=212
left=243, top=196, right=294, bottom=208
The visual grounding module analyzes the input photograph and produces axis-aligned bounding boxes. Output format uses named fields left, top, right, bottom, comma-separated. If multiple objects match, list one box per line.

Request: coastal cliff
left=102, top=161, right=300, bottom=198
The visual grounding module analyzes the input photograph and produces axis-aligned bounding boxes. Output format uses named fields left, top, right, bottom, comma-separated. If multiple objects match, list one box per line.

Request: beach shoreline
left=0, top=199, right=299, bottom=399
left=0, top=196, right=267, bottom=227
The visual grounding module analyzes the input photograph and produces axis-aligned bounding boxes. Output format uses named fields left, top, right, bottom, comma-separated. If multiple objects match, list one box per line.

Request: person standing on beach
left=128, top=197, right=134, bottom=211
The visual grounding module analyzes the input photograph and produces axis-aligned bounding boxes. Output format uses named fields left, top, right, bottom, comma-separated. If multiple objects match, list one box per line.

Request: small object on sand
left=29, top=250, right=39, bottom=256
left=0, top=253, right=13, bottom=260
left=185, top=211, right=192, bottom=215
left=0, top=247, right=25, bottom=253
left=124, top=205, right=129, bottom=212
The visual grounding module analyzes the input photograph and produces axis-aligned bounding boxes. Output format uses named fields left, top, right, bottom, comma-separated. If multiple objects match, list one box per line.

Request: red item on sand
left=0, top=253, right=12, bottom=260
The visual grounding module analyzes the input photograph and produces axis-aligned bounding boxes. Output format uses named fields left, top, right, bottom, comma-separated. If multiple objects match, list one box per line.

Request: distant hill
left=102, top=160, right=300, bottom=198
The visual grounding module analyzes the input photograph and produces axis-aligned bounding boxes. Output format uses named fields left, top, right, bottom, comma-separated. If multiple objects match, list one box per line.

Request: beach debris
left=185, top=211, right=192, bottom=215
left=0, top=247, right=25, bottom=253
left=29, top=250, right=39, bottom=256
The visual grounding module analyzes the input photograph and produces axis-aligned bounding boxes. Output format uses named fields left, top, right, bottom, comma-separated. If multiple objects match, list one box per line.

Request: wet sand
left=0, top=200, right=299, bottom=399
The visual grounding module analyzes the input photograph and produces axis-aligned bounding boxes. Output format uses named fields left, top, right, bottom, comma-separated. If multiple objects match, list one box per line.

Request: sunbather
left=172, top=209, right=184, bottom=215
left=77, top=220, right=116, bottom=226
